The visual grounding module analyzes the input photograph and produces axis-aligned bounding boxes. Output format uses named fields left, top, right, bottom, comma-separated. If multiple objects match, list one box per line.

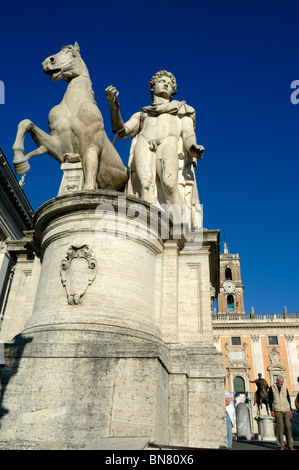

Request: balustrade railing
left=212, top=312, right=299, bottom=321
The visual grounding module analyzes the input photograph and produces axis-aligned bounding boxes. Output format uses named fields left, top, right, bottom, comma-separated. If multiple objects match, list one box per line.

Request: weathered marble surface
left=106, top=71, right=204, bottom=229
left=0, top=193, right=226, bottom=449
left=12, top=43, right=127, bottom=191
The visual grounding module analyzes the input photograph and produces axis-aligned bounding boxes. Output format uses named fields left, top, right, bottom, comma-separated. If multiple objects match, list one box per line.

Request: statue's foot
left=63, top=153, right=81, bottom=163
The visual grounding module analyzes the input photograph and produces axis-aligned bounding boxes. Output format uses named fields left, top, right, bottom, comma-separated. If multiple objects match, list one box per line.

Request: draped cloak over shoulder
left=141, top=100, right=196, bottom=127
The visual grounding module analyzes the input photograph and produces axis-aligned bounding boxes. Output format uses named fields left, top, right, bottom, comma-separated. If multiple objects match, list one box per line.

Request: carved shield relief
left=60, top=245, right=97, bottom=305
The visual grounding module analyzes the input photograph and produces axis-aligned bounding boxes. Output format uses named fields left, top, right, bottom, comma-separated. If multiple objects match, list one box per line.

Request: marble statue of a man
left=105, top=71, right=204, bottom=213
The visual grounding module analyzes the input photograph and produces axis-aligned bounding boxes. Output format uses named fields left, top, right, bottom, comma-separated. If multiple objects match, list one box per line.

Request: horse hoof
left=14, top=160, right=30, bottom=175
left=63, top=153, right=81, bottom=163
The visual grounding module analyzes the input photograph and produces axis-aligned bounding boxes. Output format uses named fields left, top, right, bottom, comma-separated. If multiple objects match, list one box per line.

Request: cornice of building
left=0, top=148, right=34, bottom=229
left=212, top=320, right=299, bottom=331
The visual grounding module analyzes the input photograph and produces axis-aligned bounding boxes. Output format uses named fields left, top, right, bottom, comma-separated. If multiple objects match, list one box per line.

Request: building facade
left=0, top=148, right=34, bottom=331
left=213, top=242, right=299, bottom=434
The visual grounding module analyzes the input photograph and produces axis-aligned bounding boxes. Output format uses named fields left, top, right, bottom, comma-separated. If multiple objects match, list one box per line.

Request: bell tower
left=217, top=242, right=245, bottom=314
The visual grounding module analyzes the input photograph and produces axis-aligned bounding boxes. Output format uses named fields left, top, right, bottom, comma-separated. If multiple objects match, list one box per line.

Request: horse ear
left=74, top=42, right=80, bottom=53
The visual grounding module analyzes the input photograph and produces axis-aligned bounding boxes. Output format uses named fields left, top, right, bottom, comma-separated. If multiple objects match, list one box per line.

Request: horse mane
left=61, top=43, right=81, bottom=57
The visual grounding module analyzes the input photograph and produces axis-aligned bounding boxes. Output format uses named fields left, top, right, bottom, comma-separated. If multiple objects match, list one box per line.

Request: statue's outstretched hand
left=105, top=86, right=119, bottom=108
left=189, top=144, right=205, bottom=160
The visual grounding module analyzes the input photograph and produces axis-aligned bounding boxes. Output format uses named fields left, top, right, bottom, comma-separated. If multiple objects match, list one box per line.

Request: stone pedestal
left=255, top=415, right=275, bottom=441
left=0, top=191, right=226, bottom=449
left=57, top=161, right=84, bottom=196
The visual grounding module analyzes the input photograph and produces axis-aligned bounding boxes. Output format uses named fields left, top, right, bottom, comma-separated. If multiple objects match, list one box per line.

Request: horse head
left=42, top=42, right=86, bottom=82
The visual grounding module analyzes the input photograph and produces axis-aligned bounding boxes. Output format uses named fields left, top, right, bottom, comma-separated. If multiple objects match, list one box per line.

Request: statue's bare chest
left=140, top=113, right=182, bottom=140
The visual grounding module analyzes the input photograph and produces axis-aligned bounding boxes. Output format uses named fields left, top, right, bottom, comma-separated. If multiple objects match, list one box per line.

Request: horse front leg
left=13, top=120, right=34, bottom=174
left=12, top=119, right=63, bottom=174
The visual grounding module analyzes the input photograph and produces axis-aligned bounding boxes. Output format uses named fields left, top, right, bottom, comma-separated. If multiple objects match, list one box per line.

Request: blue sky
left=0, top=0, right=299, bottom=313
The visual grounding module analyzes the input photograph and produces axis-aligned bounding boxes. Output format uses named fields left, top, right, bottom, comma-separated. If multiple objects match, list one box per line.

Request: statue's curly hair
left=149, top=70, right=177, bottom=101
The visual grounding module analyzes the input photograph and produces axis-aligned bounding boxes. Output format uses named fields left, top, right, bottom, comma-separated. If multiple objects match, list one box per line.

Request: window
left=227, top=294, right=235, bottom=307
left=231, top=336, right=241, bottom=346
left=268, top=336, right=279, bottom=346
left=233, top=376, right=245, bottom=393
left=225, top=267, right=232, bottom=280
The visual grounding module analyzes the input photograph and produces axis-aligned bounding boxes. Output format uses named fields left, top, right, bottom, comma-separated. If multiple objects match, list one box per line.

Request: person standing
left=225, top=390, right=236, bottom=449
left=269, top=375, right=294, bottom=450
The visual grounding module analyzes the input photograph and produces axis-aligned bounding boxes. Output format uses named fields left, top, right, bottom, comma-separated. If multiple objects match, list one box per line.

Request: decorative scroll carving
left=269, top=347, right=281, bottom=365
left=60, top=245, right=97, bottom=305
left=250, top=334, right=260, bottom=343
left=267, top=347, right=286, bottom=377
left=284, top=334, right=294, bottom=342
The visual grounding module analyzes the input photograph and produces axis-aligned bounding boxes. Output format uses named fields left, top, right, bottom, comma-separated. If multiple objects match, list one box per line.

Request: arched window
left=225, top=267, right=232, bottom=280
left=233, top=376, right=245, bottom=393
left=227, top=294, right=235, bottom=307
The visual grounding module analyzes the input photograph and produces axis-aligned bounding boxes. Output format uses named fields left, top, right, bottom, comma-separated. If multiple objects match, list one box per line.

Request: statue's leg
left=157, top=139, right=183, bottom=208
left=13, top=119, right=63, bottom=174
left=134, top=136, right=156, bottom=203
left=82, top=146, right=98, bottom=190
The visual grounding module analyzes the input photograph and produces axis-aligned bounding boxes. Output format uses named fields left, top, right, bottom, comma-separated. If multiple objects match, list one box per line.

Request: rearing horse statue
left=12, top=42, right=128, bottom=191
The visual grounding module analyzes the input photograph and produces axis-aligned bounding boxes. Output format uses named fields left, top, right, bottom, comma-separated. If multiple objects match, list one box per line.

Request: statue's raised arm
left=105, top=86, right=124, bottom=135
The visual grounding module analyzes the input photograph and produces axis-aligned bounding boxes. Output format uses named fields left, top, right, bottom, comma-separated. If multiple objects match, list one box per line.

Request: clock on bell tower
left=217, top=242, right=245, bottom=314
